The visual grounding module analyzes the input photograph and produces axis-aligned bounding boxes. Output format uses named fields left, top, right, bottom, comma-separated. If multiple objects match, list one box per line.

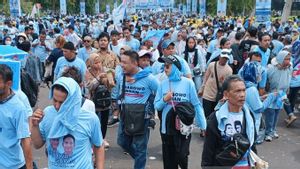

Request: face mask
left=5, top=41, right=12, bottom=45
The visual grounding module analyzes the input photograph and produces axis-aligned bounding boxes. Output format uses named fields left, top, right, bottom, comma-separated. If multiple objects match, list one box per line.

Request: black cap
left=67, top=25, right=75, bottom=30
left=63, top=42, right=76, bottom=51
left=158, top=55, right=182, bottom=71
left=110, top=30, right=120, bottom=36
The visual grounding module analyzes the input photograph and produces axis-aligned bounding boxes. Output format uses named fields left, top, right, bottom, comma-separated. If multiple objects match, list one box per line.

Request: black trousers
left=97, top=109, right=110, bottom=138
left=161, top=134, right=191, bottom=169
left=203, top=98, right=218, bottom=118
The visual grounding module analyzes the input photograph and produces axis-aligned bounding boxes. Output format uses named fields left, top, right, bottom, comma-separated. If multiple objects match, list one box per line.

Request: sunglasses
left=84, top=40, right=91, bottom=42
left=221, top=52, right=231, bottom=55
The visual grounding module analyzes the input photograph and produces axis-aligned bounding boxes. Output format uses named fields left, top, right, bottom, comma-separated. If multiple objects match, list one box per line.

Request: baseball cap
left=158, top=55, right=182, bottom=71
left=63, top=42, right=76, bottom=51
left=220, top=49, right=231, bottom=59
left=161, top=40, right=175, bottom=49
left=138, top=50, right=152, bottom=58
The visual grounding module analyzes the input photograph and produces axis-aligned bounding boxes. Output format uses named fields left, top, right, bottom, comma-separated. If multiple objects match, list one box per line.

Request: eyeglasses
left=221, top=52, right=231, bottom=55
left=84, top=40, right=91, bottom=42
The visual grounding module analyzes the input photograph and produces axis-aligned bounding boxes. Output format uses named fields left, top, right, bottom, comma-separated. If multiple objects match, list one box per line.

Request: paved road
left=33, top=87, right=300, bottom=169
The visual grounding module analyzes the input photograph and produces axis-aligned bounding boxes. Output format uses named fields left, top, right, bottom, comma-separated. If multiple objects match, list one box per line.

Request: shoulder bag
left=214, top=62, right=223, bottom=102
left=120, top=75, right=146, bottom=136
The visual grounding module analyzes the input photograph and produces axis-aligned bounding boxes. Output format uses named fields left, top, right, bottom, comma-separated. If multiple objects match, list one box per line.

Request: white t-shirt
left=81, top=99, right=95, bottom=113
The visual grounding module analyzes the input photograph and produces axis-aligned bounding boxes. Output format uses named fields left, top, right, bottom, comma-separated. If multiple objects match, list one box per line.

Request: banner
left=186, top=0, right=191, bottom=14
left=80, top=1, right=86, bottom=15
left=9, top=0, right=21, bottom=18
left=143, top=30, right=167, bottom=48
left=95, top=0, right=100, bottom=14
left=199, top=0, right=206, bottom=17
left=217, top=0, right=227, bottom=17
left=106, top=5, right=111, bottom=14
left=60, top=0, right=67, bottom=15
left=183, top=5, right=187, bottom=15
left=255, top=0, right=272, bottom=23
left=191, top=0, right=197, bottom=13
left=0, top=60, right=21, bottom=91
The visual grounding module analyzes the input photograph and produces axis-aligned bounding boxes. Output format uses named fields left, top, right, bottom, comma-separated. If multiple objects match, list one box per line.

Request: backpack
left=20, top=70, right=39, bottom=107
left=92, top=84, right=111, bottom=109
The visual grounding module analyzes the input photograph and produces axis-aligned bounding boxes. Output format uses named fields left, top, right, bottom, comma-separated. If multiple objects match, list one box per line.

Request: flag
left=217, top=0, right=227, bottom=17
left=30, top=4, right=37, bottom=18
left=143, top=30, right=167, bottom=48
left=112, top=2, right=126, bottom=25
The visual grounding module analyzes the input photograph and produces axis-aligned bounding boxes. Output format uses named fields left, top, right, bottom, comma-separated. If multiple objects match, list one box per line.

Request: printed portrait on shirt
left=47, top=134, right=76, bottom=168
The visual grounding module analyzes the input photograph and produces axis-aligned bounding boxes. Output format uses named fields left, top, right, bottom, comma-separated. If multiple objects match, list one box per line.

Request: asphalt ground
left=33, top=87, right=300, bottom=169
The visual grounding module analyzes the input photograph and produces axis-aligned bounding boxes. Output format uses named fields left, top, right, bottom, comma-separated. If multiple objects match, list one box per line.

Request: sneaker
left=285, top=115, right=297, bottom=127
left=273, top=132, right=279, bottom=139
left=148, top=119, right=156, bottom=129
left=200, top=130, right=206, bottom=137
left=265, top=135, right=272, bottom=142
left=107, top=118, right=119, bottom=127
left=104, top=140, right=110, bottom=149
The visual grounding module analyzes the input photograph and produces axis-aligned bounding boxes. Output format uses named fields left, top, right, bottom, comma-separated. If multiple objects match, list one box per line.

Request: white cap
left=220, top=49, right=232, bottom=59
left=138, top=49, right=152, bottom=58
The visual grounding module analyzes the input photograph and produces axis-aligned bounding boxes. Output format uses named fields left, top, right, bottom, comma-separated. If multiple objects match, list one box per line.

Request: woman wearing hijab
left=154, top=55, right=206, bottom=169
left=85, top=53, right=110, bottom=148
left=183, top=36, right=206, bottom=91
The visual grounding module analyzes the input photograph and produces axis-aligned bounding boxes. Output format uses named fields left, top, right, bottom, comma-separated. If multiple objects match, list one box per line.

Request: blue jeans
left=264, top=108, right=280, bottom=137
left=117, top=119, right=150, bottom=169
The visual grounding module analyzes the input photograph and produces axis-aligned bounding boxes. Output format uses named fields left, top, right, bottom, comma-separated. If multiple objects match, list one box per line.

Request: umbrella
left=0, top=45, right=28, bottom=61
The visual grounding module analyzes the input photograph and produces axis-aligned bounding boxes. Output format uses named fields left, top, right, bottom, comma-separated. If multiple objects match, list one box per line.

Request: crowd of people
left=1, top=11, right=300, bottom=169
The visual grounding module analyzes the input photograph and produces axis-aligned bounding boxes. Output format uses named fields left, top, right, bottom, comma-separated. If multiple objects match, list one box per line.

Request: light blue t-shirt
left=112, top=69, right=158, bottom=105
left=39, top=106, right=103, bottom=169
left=154, top=77, right=207, bottom=133
left=32, top=39, right=51, bottom=63
left=151, top=55, right=192, bottom=76
left=0, top=94, right=30, bottom=168
left=54, top=57, right=87, bottom=81
left=120, top=37, right=140, bottom=52
left=77, top=47, right=97, bottom=62
left=15, top=90, right=33, bottom=117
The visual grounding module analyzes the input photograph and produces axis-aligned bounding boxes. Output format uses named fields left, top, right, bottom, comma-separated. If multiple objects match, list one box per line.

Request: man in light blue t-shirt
left=0, top=64, right=33, bottom=169
left=112, top=51, right=158, bottom=169
left=31, top=77, right=104, bottom=169
left=54, top=42, right=87, bottom=81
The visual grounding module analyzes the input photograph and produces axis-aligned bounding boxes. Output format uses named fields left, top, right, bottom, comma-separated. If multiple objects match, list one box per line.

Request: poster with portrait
left=80, top=1, right=86, bottom=15
left=255, top=0, right=272, bottom=23
left=60, top=0, right=67, bottom=15
left=217, top=0, right=227, bottom=17
left=9, top=0, right=21, bottom=18
left=199, top=0, right=206, bottom=17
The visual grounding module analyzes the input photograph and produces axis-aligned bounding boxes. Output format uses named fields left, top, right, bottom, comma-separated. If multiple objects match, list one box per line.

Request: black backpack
left=92, top=84, right=111, bottom=109
left=20, top=70, right=39, bottom=107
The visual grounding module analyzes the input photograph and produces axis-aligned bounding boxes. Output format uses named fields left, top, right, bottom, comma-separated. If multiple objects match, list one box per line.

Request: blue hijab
left=167, top=64, right=181, bottom=82
left=48, top=77, right=82, bottom=139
